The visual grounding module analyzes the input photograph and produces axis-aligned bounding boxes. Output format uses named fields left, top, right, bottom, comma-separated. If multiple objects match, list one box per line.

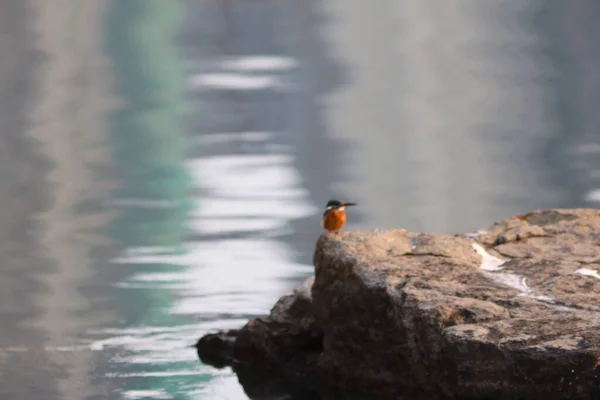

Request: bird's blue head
left=325, top=199, right=357, bottom=210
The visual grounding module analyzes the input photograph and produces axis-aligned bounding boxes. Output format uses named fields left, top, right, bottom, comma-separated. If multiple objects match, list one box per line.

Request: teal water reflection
left=98, top=0, right=317, bottom=398
left=105, top=0, right=192, bottom=248
left=101, top=1, right=204, bottom=398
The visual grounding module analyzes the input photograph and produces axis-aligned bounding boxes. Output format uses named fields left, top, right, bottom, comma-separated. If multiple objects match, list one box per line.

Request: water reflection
left=0, top=0, right=118, bottom=398
left=93, top=0, right=317, bottom=399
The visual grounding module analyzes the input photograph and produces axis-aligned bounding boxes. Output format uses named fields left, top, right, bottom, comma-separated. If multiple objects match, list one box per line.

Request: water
left=1, top=0, right=599, bottom=399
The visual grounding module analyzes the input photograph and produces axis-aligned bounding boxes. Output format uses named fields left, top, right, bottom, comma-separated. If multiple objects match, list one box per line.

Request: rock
left=234, top=276, right=322, bottom=371
left=195, top=329, right=239, bottom=368
left=196, top=209, right=600, bottom=399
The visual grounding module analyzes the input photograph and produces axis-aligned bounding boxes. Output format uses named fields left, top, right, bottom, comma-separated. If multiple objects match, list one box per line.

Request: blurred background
left=0, top=0, right=599, bottom=399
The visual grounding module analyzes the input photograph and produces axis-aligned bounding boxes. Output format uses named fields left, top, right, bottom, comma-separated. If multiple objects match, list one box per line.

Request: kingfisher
left=321, top=199, right=357, bottom=233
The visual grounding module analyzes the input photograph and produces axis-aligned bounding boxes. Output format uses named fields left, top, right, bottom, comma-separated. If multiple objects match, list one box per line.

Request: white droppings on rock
left=472, top=243, right=505, bottom=271
left=575, top=268, right=600, bottom=280
left=474, top=243, right=555, bottom=303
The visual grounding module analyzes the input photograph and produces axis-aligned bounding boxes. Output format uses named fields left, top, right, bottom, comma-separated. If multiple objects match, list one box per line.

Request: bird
left=321, top=199, right=357, bottom=233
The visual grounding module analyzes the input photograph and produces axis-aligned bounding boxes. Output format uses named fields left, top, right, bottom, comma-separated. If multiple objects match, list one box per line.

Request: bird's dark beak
left=343, top=202, right=357, bottom=207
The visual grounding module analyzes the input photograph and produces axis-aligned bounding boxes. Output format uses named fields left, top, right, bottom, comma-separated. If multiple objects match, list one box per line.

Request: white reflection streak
left=218, top=55, right=297, bottom=71
left=175, top=148, right=317, bottom=315
left=123, top=390, right=173, bottom=399
left=190, top=73, right=282, bottom=90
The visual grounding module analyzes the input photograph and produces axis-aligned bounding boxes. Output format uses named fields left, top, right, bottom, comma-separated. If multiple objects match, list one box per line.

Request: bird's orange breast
left=323, top=209, right=346, bottom=231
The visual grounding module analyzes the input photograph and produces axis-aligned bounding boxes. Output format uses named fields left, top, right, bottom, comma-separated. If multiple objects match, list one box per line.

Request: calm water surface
left=1, top=0, right=599, bottom=399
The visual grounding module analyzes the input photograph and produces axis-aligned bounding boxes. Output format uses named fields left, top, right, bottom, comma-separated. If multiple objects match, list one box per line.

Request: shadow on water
left=231, top=364, right=399, bottom=400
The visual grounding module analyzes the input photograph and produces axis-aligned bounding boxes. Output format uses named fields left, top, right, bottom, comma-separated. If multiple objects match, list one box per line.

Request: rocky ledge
left=196, top=209, right=600, bottom=399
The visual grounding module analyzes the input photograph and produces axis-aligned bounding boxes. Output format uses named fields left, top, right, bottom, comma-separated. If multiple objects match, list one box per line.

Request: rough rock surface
left=196, top=209, right=600, bottom=399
